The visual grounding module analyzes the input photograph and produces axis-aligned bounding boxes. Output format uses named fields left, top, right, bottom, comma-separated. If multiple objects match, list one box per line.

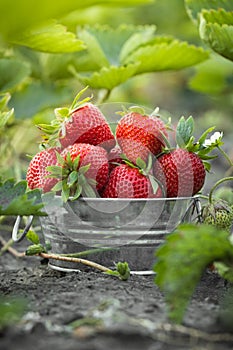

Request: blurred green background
left=0, top=0, right=232, bottom=192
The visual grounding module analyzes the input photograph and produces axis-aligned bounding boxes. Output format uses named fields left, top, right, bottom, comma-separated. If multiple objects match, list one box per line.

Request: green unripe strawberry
left=202, top=199, right=233, bottom=232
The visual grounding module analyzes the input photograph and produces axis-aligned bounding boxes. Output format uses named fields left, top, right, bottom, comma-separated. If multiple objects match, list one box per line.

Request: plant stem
left=39, top=252, right=110, bottom=273
left=96, top=89, right=111, bottom=104
left=0, top=236, right=25, bottom=257
left=218, top=146, right=233, bottom=167
left=61, top=246, right=119, bottom=258
left=209, top=176, right=233, bottom=203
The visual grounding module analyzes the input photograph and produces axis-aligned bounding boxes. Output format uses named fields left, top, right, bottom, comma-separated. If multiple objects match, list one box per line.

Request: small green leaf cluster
left=106, top=261, right=130, bottom=281
left=25, top=244, right=46, bottom=256
left=47, top=151, right=96, bottom=202
left=175, top=115, right=223, bottom=171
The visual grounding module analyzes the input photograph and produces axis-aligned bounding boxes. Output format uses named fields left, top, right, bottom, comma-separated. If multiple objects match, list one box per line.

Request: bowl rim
left=52, top=195, right=199, bottom=203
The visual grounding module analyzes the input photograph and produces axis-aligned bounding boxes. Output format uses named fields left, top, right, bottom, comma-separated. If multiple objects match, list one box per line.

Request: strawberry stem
left=209, top=177, right=233, bottom=204
left=217, top=146, right=233, bottom=167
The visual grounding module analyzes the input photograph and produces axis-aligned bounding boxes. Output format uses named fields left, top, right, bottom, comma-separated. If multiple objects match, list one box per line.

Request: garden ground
left=0, top=229, right=233, bottom=350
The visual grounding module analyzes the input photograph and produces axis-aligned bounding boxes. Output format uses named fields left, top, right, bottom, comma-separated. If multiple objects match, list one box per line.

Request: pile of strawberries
left=26, top=88, right=210, bottom=200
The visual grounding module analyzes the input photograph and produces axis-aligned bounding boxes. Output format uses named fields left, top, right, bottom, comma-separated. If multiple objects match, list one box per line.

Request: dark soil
left=1, top=228, right=233, bottom=350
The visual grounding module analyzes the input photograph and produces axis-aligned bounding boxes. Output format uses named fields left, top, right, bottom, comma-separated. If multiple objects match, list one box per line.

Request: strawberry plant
left=154, top=222, right=233, bottom=323
left=154, top=175, right=233, bottom=324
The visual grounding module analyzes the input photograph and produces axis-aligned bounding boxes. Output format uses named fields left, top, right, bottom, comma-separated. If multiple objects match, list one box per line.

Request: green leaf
left=0, top=179, right=46, bottom=216
left=71, top=26, right=209, bottom=90
left=79, top=164, right=91, bottom=175
left=75, top=63, right=139, bottom=90
left=199, top=10, right=233, bottom=61
left=198, top=126, right=216, bottom=145
left=0, top=58, right=31, bottom=93
left=82, top=182, right=97, bottom=198
left=26, top=230, right=40, bottom=244
left=77, top=27, right=112, bottom=67
left=78, top=25, right=155, bottom=67
left=175, top=116, right=194, bottom=147
left=46, top=165, right=62, bottom=173
left=54, top=107, right=70, bottom=119
left=0, top=92, right=11, bottom=110
left=203, top=161, right=211, bottom=172
left=72, top=185, right=82, bottom=200
left=0, top=0, right=153, bottom=40
left=68, top=171, right=79, bottom=186
left=0, top=109, right=14, bottom=128
left=123, top=37, right=209, bottom=74
left=185, top=0, right=233, bottom=23
left=61, top=181, right=70, bottom=202
left=120, top=25, right=156, bottom=63
left=0, top=93, right=14, bottom=129
left=201, top=8, right=233, bottom=25
left=149, top=175, right=159, bottom=194
left=154, top=223, right=233, bottom=323
left=11, top=20, right=86, bottom=53
left=66, top=152, right=73, bottom=168
left=9, top=81, right=72, bottom=119
left=73, top=155, right=81, bottom=170
left=70, top=25, right=157, bottom=75
left=56, top=152, right=67, bottom=167
left=214, top=261, right=233, bottom=282
left=70, top=85, right=91, bottom=111
left=189, top=55, right=233, bottom=94
left=51, top=180, right=63, bottom=192
left=0, top=296, right=27, bottom=329
left=136, top=157, right=147, bottom=170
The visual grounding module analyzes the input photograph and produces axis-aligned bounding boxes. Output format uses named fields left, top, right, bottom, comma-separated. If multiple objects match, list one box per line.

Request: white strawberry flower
left=203, top=131, right=223, bottom=147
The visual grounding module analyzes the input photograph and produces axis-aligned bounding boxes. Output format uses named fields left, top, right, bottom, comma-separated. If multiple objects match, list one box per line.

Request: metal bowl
left=40, top=196, right=199, bottom=273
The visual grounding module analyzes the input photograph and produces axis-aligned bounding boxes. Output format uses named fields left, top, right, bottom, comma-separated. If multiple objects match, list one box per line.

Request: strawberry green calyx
left=106, top=262, right=130, bottom=281
left=47, top=151, right=97, bottom=202
left=55, top=85, right=92, bottom=120
left=175, top=116, right=226, bottom=171
left=136, top=155, right=162, bottom=194
left=117, top=105, right=147, bottom=117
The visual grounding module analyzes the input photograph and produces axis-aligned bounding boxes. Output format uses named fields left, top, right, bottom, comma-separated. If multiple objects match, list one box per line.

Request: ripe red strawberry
left=59, top=143, right=109, bottom=197
left=26, top=148, right=60, bottom=192
left=153, top=149, right=206, bottom=197
left=101, top=164, right=155, bottom=198
left=59, top=102, right=116, bottom=150
left=116, top=110, right=167, bottom=165
left=39, top=87, right=116, bottom=151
